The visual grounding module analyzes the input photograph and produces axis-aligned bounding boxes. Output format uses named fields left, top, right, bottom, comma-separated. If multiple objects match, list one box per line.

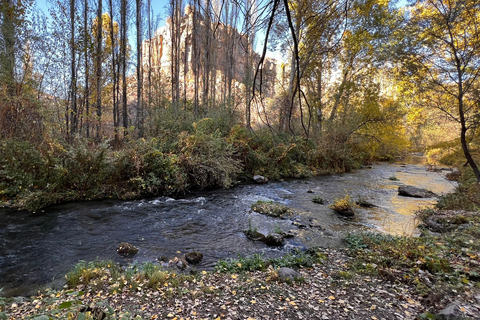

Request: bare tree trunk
left=84, top=0, right=90, bottom=138
left=120, top=0, right=128, bottom=139
left=70, top=0, right=78, bottom=137
left=147, top=0, right=152, bottom=110
left=108, top=0, right=119, bottom=145
left=192, top=0, right=199, bottom=115
left=95, top=0, right=103, bottom=140
left=136, top=0, right=144, bottom=137
left=202, top=0, right=211, bottom=110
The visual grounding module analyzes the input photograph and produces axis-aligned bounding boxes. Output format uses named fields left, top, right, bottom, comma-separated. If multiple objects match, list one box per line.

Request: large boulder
left=263, top=233, right=284, bottom=246
left=185, top=251, right=203, bottom=265
left=277, top=267, right=302, bottom=282
left=398, top=186, right=437, bottom=198
left=116, top=242, right=139, bottom=256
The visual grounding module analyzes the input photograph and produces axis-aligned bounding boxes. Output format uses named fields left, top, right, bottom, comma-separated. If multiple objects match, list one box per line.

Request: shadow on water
left=0, top=155, right=455, bottom=296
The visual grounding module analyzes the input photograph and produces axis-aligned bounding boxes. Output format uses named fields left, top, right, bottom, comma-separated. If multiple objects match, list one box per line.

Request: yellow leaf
left=167, top=314, right=174, bottom=318
left=460, top=307, right=466, bottom=312
left=328, top=296, right=335, bottom=300
left=407, top=298, right=415, bottom=304
left=319, top=300, right=325, bottom=303
left=290, top=301, right=296, bottom=306
left=370, top=305, right=376, bottom=310
left=232, top=290, right=236, bottom=295
left=372, top=317, right=378, bottom=320
left=176, top=251, right=181, bottom=253
left=231, top=274, right=238, bottom=279
left=251, top=300, right=256, bottom=304
left=202, top=271, right=207, bottom=275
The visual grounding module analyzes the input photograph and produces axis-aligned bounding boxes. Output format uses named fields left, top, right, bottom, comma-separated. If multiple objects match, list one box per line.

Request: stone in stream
left=168, top=257, right=189, bottom=270
left=398, top=186, right=437, bottom=198
left=253, top=175, right=268, bottom=184
left=116, top=242, right=139, bottom=256
left=185, top=251, right=203, bottom=264
left=263, top=233, right=284, bottom=246
left=245, top=229, right=266, bottom=241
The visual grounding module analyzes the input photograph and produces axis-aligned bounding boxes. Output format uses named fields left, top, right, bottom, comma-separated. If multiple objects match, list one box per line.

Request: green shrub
left=0, top=139, right=46, bottom=197
left=178, top=122, right=243, bottom=188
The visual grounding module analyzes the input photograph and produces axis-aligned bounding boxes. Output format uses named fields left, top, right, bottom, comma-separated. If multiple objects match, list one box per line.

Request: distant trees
left=1, top=0, right=476, bottom=176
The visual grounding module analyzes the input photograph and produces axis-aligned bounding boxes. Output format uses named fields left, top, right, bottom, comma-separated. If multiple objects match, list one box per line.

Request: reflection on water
left=0, top=155, right=455, bottom=296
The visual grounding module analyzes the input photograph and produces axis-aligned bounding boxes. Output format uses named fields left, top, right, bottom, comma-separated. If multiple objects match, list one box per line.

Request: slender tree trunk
left=95, top=0, right=103, bottom=140
left=70, top=0, right=78, bottom=137
left=84, top=0, right=90, bottom=138
left=202, top=0, right=211, bottom=110
left=147, top=0, right=152, bottom=110
left=108, top=0, right=118, bottom=145
left=136, top=0, right=143, bottom=137
left=120, top=0, right=128, bottom=138
left=192, top=0, right=199, bottom=115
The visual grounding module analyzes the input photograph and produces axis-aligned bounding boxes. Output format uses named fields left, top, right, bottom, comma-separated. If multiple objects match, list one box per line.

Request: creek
left=0, top=155, right=456, bottom=296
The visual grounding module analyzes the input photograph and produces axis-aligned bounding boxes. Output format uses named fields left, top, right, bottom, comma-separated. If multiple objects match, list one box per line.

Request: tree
left=407, top=0, right=480, bottom=182
left=94, top=0, right=103, bottom=140
left=70, top=0, right=78, bottom=136
left=120, top=0, right=128, bottom=138
left=136, top=0, right=143, bottom=137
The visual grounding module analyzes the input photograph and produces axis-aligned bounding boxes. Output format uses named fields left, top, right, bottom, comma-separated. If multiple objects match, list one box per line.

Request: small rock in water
left=116, top=242, right=139, bottom=256
left=398, top=185, right=437, bottom=198
left=253, top=175, right=268, bottom=184
left=355, top=199, right=376, bottom=208
left=245, top=229, right=266, bottom=241
left=185, top=251, right=203, bottom=264
left=169, top=257, right=188, bottom=270
left=263, top=233, right=284, bottom=246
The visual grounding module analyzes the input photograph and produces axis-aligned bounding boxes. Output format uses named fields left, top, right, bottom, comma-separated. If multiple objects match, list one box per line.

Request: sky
left=35, top=0, right=171, bottom=29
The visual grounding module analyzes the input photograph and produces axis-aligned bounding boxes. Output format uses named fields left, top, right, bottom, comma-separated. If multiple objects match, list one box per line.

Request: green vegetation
left=0, top=122, right=379, bottom=211
left=436, top=168, right=480, bottom=211
left=214, top=249, right=326, bottom=273
left=388, top=176, right=399, bottom=181
left=250, top=200, right=294, bottom=217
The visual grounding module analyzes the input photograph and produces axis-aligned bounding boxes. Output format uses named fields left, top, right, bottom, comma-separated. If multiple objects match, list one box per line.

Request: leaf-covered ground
left=2, top=247, right=479, bottom=320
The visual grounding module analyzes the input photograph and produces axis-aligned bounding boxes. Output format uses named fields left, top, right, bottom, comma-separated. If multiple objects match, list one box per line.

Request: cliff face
left=141, top=6, right=278, bottom=101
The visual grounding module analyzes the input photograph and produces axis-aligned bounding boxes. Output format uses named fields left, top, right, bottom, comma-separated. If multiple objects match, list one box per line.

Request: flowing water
left=0, top=156, right=456, bottom=296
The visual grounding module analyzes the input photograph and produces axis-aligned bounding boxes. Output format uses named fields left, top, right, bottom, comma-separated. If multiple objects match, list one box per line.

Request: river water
left=0, top=156, right=456, bottom=296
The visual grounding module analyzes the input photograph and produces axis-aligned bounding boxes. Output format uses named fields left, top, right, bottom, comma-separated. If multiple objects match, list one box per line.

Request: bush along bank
left=0, top=121, right=372, bottom=212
